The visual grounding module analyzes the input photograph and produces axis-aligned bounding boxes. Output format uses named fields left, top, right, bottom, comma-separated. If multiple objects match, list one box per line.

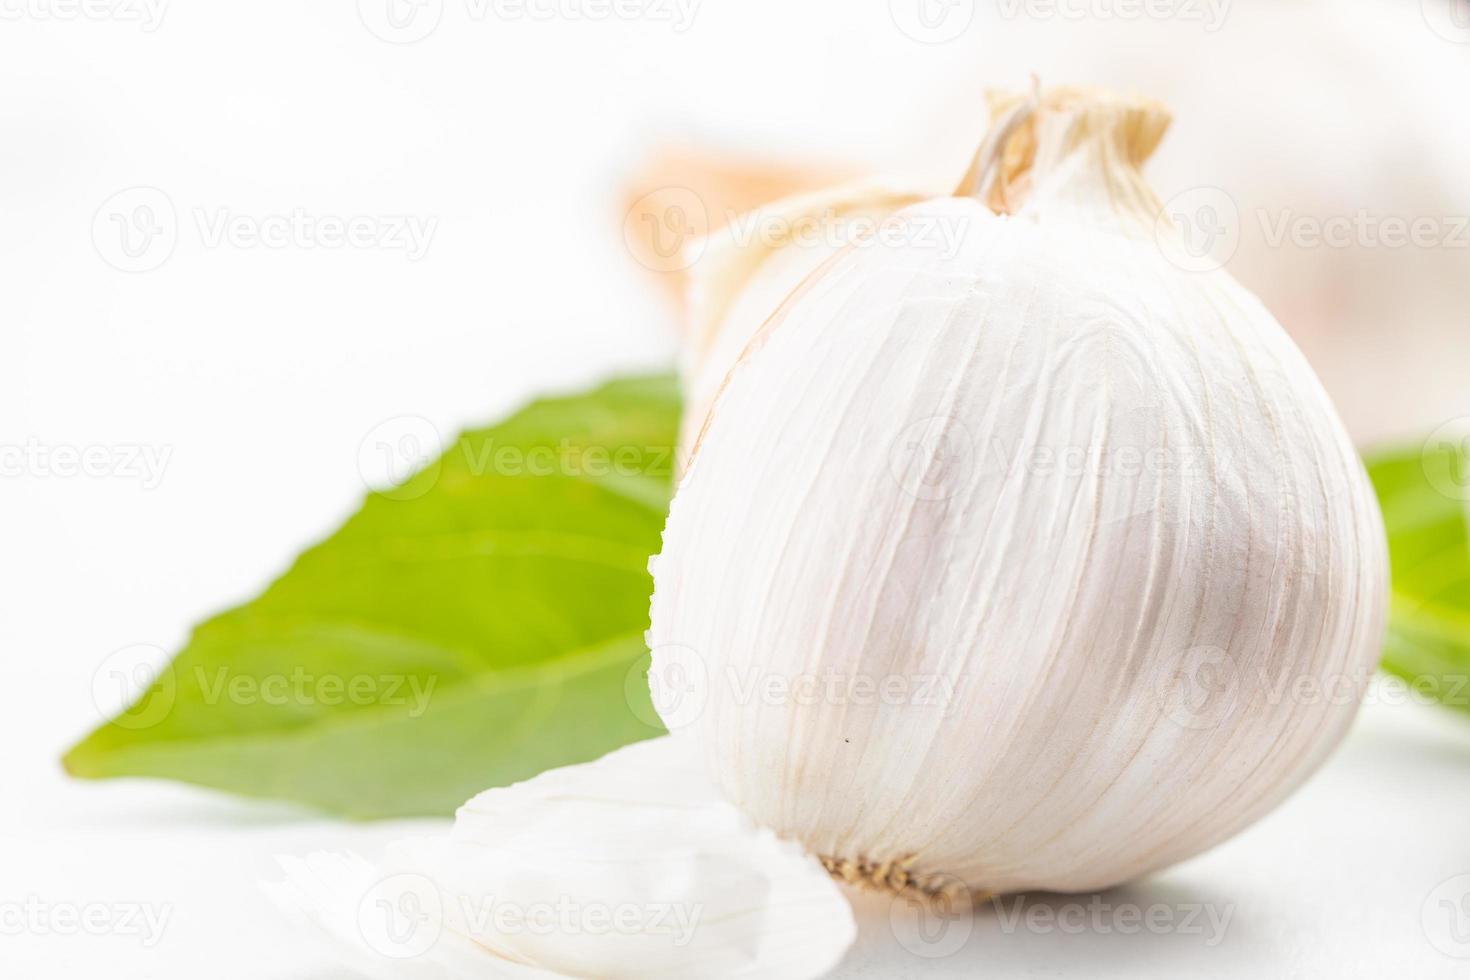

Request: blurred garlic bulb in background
left=267, top=737, right=855, bottom=980
left=914, top=0, right=1470, bottom=446
left=648, top=86, right=1388, bottom=895
left=633, top=0, right=1470, bottom=448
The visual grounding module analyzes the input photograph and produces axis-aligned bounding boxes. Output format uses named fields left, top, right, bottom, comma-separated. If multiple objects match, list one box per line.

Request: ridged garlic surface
left=649, top=87, right=1388, bottom=896
left=678, top=182, right=931, bottom=465
left=266, top=737, right=855, bottom=979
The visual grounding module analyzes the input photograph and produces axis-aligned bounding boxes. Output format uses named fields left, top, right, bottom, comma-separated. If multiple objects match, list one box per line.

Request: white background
left=4, top=0, right=1470, bottom=976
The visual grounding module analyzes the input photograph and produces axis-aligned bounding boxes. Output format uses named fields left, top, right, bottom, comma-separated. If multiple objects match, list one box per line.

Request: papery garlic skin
left=266, top=737, right=855, bottom=980
left=649, top=88, right=1388, bottom=896
left=678, top=183, right=932, bottom=465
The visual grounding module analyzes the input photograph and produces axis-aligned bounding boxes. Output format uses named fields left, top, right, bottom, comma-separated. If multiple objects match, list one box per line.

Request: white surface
left=5, top=696, right=1470, bottom=977
left=5, top=1, right=1470, bottom=977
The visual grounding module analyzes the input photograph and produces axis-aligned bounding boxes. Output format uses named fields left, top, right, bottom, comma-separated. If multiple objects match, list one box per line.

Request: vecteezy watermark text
left=1157, top=185, right=1470, bottom=273
left=0, top=898, right=173, bottom=947
left=1258, top=209, right=1470, bottom=250
left=0, top=0, right=168, bottom=30
left=358, top=413, right=678, bottom=501
left=193, top=208, right=436, bottom=260
left=991, top=894, right=1235, bottom=945
left=720, top=208, right=968, bottom=260
left=623, top=188, right=970, bottom=274
left=995, top=0, right=1230, bottom=31
left=93, top=187, right=437, bottom=272
left=0, top=439, right=172, bottom=489
left=357, top=0, right=699, bottom=44
left=91, top=645, right=439, bottom=730
left=1155, top=647, right=1424, bottom=732
left=357, top=874, right=703, bottom=959
left=194, top=666, right=437, bottom=718
left=639, top=647, right=967, bottom=732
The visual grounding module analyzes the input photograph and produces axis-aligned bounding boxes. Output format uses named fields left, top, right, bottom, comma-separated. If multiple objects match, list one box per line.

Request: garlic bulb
left=648, top=86, right=1388, bottom=896
left=266, top=737, right=855, bottom=979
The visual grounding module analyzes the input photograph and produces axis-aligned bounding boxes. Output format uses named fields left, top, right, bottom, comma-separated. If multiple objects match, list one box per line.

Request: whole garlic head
left=649, top=86, right=1388, bottom=897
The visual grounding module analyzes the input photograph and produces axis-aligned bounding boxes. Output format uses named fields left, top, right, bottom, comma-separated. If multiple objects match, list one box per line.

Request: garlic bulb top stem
left=961, top=83, right=1171, bottom=237
left=955, top=75, right=1041, bottom=205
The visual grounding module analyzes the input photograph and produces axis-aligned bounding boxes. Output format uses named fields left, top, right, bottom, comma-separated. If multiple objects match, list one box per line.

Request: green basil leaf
left=63, top=373, right=679, bottom=818
left=1366, top=435, right=1470, bottom=715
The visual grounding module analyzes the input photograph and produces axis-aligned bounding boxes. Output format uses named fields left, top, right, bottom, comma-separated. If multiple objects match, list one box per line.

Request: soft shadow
left=841, top=877, right=1265, bottom=977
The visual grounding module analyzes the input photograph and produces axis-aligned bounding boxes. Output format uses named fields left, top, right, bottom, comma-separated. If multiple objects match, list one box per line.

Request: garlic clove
left=266, top=851, right=539, bottom=980
left=266, top=736, right=856, bottom=980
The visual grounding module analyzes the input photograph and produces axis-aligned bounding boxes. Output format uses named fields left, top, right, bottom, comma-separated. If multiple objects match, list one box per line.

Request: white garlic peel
left=679, top=181, right=934, bottom=466
left=265, top=737, right=855, bottom=979
left=649, top=87, right=1388, bottom=897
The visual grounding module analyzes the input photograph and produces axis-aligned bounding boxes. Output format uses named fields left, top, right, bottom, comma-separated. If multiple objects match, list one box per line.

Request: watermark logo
left=1154, top=185, right=1240, bottom=273
left=481, top=0, right=700, bottom=30
left=92, top=188, right=437, bottom=271
left=1155, top=645, right=1239, bottom=731
left=889, top=875, right=974, bottom=958
left=1051, top=307, right=1218, bottom=526
left=459, top=438, right=675, bottom=480
left=358, top=0, right=444, bottom=43
left=632, top=651, right=964, bottom=730
left=355, top=874, right=704, bottom=957
left=992, top=894, right=1234, bottom=945
left=359, top=419, right=679, bottom=502
left=90, top=649, right=439, bottom=727
left=91, top=643, right=176, bottom=730
left=0, top=439, right=173, bottom=488
left=1257, top=209, right=1470, bottom=250
left=721, top=207, right=968, bottom=259
left=464, top=894, right=702, bottom=942
left=1423, top=0, right=1470, bottom=43
left=358, top=416, right=445, bottom=501
left=625, top=190, right=969, bottom=275
left=1154, top=651, right=1383, bottom=732
left=995, top=0, right=1230, bottom=31
left=889, top=0, right=975, bottom=44
left=0, top=898, right=173, bottom=946
left=358, top=874, right=444, bottom=959
left=1421, top=418, right=1470, bottom=502
left=0, top=0, right=169, bottom=30
left=889, top=416, right=976, bottom=502
left=194, top=667, right=436, bottom=716
left=193, top=208, right=437, bottom=259
left=623, top=186, right=709, bottom=274
left=360, top=0, right=699, bottom=43
left=641, top=643, right=710, bottom=731
left=93, top=186, right=177, bottom=273
left=1422, top=873, right=1470, bottom=958
left=1364, top=671, right=1470, bottom=712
